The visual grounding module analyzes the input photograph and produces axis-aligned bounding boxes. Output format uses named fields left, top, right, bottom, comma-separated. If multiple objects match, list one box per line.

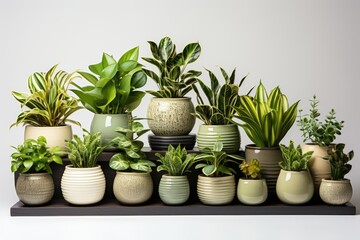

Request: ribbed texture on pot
left=197, top=175, right=235, bottom=205
left=61, top=165, right=106, bottom=205
left=159, top=175, right=190, bottom=205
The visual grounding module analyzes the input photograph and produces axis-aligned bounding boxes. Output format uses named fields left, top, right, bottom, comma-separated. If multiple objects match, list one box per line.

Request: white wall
left=1, top=0, right=359, bottom=239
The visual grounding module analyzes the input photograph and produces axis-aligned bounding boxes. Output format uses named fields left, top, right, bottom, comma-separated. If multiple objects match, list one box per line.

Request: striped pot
left=158, top=175, right=190, bottom=205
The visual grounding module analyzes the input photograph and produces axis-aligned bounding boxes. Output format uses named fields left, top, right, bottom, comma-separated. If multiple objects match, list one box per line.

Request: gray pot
left=319, top=179, right=352, bottom=205
left=158, top=175, right=190, bottom=205
left=15, top=173, right=54, bottom=206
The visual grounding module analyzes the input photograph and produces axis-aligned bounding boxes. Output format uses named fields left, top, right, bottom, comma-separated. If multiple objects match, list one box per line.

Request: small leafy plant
left=11, top=136, right=63, bottom=174
left=297, top=95, right=344, bottom=146
left=323, top=143, right=354, bottom=180
left=156, top=145, right=196, bottom=176
left=142, top=36, right=201, bottom=98
left=239, top=159, right=262, bottom=179
left=279, top=140, right=313, bottom=171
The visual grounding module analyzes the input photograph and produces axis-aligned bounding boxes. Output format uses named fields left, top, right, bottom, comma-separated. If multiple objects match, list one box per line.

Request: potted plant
left=143, top=36, right=201, bottom=138
left=11, top=136, right=63, bottom=205
left=109, top=119, right=156, bottom=205
left=192, top=67, right=249, bottom=153
left=276, top=141, right=314, bottom=205
left=156, top=145, right=196, bottom=205
left=71, top=47, right=147, bottom=147
left=11, top=64, right=81, bottom=150
left=298, top=95, right=344, bottom=191
left=237, top=159, right=268, bottom=205
left=232, top=81, right=299, bottom=196
left=320, top=143, right=354, bottom=205
left=194, top=142, right=243, bottom=205
left=61, top=130, right=107, bottom=205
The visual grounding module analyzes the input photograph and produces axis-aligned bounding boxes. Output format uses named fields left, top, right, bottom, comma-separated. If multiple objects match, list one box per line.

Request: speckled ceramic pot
left=237, top=178, right=268, bottom=205
left=197, top=175, right=235, bottom=205
left=15, top=173, right=54, bottom=206
left=319, top=179, right=352, bottom=205
left=158, top=175, right=190, bottom=205
left=113, top=172, right=153, bottom=205
left=147, top=97, right=195, bottom=136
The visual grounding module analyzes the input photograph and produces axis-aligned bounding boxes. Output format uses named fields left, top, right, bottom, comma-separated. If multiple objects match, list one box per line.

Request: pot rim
left=150, top=97, right=192, bottom=101
left=93, top=113, right=129, bottom=117
left=239, top=178, right=264, bottom=181
left=321, top=178, right=351, bottom=183
left=279, top=169, right=310, bottom=174
left=199, top=123, right=238, bottom=127
left=162, top=174, right=188, bottom=178
left=116, top=171, right=151, bottom=175
left=19, top=172, right=51, bottom=176
left=25, top=124, right=72, bottom=129
left=65, top=165, right=101, bottom=170
left=245, top=144, right=280, bottom=150
left=303, top=143, right=335, bottom=147
left=198, top=174, right=235, bottom=179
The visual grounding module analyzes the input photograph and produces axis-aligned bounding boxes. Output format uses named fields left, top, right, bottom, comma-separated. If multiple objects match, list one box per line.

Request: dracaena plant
left=323, top=143, right=354, bottom=180
left=71, top=47, right=147, bottom=114
left=142, top=36, right=202, bottom=98
left=232, top=82, right=299, bottom=147
left=11, top=64, right=81, bottom=127
left=279, top=140, right=313, bottom=171
left=239, top=159, right=262, bottom=179
left=192, top=67, right=249, bottom=125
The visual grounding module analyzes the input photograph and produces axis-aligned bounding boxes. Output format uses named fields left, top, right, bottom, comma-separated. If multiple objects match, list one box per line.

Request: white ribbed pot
left=61, top=165, right=106, bottom=205
left=319, top=179, right=353, bottom=205
left=197, top=175, right=235, bottom=205
left=158, top=175, right=190, bottom=205
left=237, top=178, right=268, bottom=205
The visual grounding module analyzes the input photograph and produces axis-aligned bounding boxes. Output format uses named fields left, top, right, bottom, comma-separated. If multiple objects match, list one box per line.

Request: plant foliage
left=239, top=159, right=262, bottom=179
left=323, top=143, right=354, bottom=180
left=279, top=140, right=313, bottom=171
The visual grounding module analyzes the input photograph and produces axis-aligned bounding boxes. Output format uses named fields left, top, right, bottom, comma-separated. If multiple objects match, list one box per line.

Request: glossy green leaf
left=118, top=46, right=139, bottom=64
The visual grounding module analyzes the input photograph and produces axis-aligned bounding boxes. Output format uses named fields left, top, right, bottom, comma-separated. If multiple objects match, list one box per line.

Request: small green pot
left=158, top=175, right=190, bottom=205
left=237, top=178, right=268, bottom=205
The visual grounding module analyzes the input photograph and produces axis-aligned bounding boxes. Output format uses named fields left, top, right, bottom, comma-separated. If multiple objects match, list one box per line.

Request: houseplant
left=143, top=36, right=201, bottom=136
left=156, top=144, right=196, bottom=205
left=71, top=47, right=147, bottom=146
left=61, top=130, right=107, bottom=205
left=194, top=141, right=243, bottom=205
left=320, top=143, right=354, bottom=205
left=232, top=81, right=299, bottom=196
left=11, top=64, right=81, bottom=149
left=298, top=95, right=344, bottom=191
left=237, top=159, right=268, bottom=205
left=276, top=141, right=314, bottom=205
left=192, top=67, right=249, bottom=153
left=11, top=136, right=63, bottom=205
left=109, top=119, right=156, bottom=205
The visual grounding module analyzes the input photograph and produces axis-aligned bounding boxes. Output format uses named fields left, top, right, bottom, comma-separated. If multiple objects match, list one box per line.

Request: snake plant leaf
left=148, top=41, right=160, bottom=60
left=110, top=153, right=130, bottom=171
left=182, top=43, right=201, bottom=65
left=118, top=46, right=139, bottom=64
left=197, top=78, right=214, bottom=106
left=220, top=67, right=229, bottom=83
left=159, top=36, right=174, bottom=62
left=255, top=81, right=268, bottom=103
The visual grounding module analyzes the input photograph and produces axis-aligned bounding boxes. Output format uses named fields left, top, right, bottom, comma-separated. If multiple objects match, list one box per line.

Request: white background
left=1, top=0, right=360, bottom=239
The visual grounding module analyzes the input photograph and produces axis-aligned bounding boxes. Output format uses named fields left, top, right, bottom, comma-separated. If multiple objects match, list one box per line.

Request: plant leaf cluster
left=156, top=145, right=196, bottom=176
left=11, top=136, right=63, bottom=174
left=232, top=82, right=299, bottom=147
left=279, top=140, right=313, bottom=171
left=323, top=143, right=354, bottom=180
left=297, top=95, right=344, bottom=146
left=11, top=64, right=81, bottom=127
left=143, top=36, right=201, bottom=98
left=239, top=159, right=262, bottom=179
left=72, top=47, right=147, bottom=114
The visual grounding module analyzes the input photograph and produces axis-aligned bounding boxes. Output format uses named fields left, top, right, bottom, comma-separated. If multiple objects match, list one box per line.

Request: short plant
left=192, top=67, right=250, bottom=125
left=11, top=136, right=63, bottom=174
left=142, top=36, right=201, bottom=98
left=156, top=145, right=196, bottom=176
left=232, top=81, right=299, bottom=147
left=239, top=159, right=262, bottom=179
left=11, top=64, right=81, bottom=127
left=65, top=130, right=107, bottom=168
left=323, top=143, right=354, bottom=180
left=297, top=95, right=344, bottom=146
left=279, top=140, right=314, bottom=171
left=194, top=142, right=243, bottom=177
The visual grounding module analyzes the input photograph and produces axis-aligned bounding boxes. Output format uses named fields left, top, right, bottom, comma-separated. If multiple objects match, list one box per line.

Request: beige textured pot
left=319, top=179, right=352, bottom=205
left=237, top=178, right=268, bottom=205
left=197, top=175, right=235, bottom=205
left=158, top=175, right=190, bottom=205
left=15, top=173, right=54, bottom=206
left=147, top=97, right=195, bottom=136
left=276, top=169, right=314, bottom=205
left=61, top=165, right=106, bottom=205
left=113, top=172, right=153, bottom=205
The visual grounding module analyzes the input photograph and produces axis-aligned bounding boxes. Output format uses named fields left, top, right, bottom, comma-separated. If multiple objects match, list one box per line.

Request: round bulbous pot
left=197, top=124, right=240, bottom=153
left=276, top=169, right=314, bottom=205
left=113, top=172, right=153, bottom=205
left=158, top=175, right=190, bottom=205
left=15, top=173, right=54, bottom=206
left=61, top=165, right=106, bottom=205
left=237, top=178, right=268, bottom=205
left=147, top=97, right=195, bottom=136
left=197, top=175, right=235, bottom=205
left=319, top=179, right=352, bottom=205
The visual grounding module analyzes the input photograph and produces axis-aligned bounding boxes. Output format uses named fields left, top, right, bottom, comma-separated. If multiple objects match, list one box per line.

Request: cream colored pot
left=319, top=179, right=352, bottom=205
left=197, top=175, right=235, bottom=205
left=237, top=178, right=268, bottom=205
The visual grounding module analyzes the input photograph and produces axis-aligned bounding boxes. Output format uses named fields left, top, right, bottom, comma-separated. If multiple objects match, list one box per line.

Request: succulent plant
left=279, top=140, right=313, bottom=171
left=323, top=143, right=354, bottom=180
left=239, top=159, right=262, bottom=179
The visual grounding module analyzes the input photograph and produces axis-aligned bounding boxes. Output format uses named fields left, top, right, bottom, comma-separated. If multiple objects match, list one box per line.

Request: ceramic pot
left=237, top=178, right=268, bottom=205
left=24, top=125, right=72, bottom=151
left=319, top=179, right=352, bottom=205
left=113, top=172, right=153, bottom=205
left=147, top=97, right=195, bottom=136
left=197, top=124, right=240, bottom=153
left=15, top=173, right=54, bottom=206
left=158, top=175, right=190, bottom=205
left=197, top=175, right=235, bottom=205
left=61, top=165, right=106, bottom=205
left=276, top=169, right=314, bottom=205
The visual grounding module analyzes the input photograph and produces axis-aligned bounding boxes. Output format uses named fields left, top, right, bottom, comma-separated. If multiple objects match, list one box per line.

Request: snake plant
left=279, top=140, right=313, bottom=171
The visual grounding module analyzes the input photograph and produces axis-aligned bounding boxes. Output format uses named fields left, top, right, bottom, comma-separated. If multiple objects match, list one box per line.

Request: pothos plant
left=71, top=47, right=147, bottom=114
left=142, top=36, right=202, bottom=98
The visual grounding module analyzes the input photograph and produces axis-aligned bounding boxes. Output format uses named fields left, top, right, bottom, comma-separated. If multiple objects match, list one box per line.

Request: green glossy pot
left=158, top=175, right=190, bottom=205
left=237, top=178, right=268, bottom=205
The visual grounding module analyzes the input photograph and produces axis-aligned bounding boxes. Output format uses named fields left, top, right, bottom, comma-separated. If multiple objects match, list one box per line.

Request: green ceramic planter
left=197, top=175, right=235, bottom=205
left=237, top=178, right=268, bottom=205
left=158, top=175, right=190, bottom=205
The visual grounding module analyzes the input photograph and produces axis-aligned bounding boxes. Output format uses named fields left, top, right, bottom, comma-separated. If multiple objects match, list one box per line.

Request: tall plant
left=232, top=82, right=299, bottom=147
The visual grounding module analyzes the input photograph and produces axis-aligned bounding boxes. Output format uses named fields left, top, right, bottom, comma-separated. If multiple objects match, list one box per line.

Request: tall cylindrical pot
left=319, top=179, right=352, bottom=205
left=197, top=175, right=235, bottom=205
left=237, top=178, right=268, bottom=205
left=158, top=175, right=190, bottom=205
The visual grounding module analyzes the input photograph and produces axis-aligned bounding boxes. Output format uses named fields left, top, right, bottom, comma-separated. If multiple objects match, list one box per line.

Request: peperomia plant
left=279, top=140, right=313, bottom=171
left=71, top=47, right=147, bottom=114
left=323, top=143, right=354, bottom=180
